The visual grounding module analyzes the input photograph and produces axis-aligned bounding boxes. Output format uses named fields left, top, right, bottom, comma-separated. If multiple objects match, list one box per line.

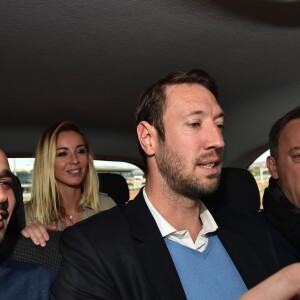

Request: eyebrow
left=56, top=144, right=86, bottom=150
left=215, top=111, right=225, bottom=119
left=0, top=169, right=14, bottom=179
left=289, top=146, right=300, bottom=151
left=186, top=110, right=225, bottom=119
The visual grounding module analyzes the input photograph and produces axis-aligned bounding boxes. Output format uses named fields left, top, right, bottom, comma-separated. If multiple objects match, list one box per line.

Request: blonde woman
left=22, top=121, right=116, bottom=246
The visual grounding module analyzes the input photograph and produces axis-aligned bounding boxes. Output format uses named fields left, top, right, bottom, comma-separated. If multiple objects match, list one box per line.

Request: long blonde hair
left=27, top=121, right=100, bottom=225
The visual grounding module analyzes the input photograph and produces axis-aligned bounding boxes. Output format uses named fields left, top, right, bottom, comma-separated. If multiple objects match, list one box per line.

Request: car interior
left=1, top=0, right=300, bottom=169
left=1, top=0, right=300, bottom=284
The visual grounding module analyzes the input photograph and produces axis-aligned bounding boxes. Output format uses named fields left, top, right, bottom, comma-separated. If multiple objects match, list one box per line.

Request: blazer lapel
left=126, top=190, right=186, bottom=300
left=213, top=207, right=279, bottom=288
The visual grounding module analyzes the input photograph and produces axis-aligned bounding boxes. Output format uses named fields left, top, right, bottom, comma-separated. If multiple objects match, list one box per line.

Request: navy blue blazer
left=260, top=211, right=300, bottom=267
left=0, top=257, right=56, bottom=299
left=51, top=189, right=279, bottom=300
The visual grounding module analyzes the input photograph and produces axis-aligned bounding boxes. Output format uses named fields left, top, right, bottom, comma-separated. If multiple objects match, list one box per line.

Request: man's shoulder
left=64, top=198, right=141, bottom=238
left=62, top=191, right=155, bottom=246
left=212, top=206, right=271, bottom=236
left=213, top=206, right=263, bottom=224
left=0, top=232, right=62, bottom=272
left=83, top=202, right=128, bottom=226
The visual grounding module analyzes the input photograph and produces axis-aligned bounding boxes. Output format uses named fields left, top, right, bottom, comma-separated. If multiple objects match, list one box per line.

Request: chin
left=0, top=231, right=5, bottom=244
left=67, top=182, right=83, bottom=188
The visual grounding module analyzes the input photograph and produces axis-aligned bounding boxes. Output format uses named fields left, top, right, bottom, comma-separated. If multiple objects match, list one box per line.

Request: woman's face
left=54, top=130, right=89, bottom=189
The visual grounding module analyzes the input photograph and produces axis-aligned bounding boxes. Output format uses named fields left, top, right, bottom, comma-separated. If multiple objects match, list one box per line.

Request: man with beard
left=51, top=69, right=279, bottom=300
left=0, top=148, right=57, bottom=298
left=0, top=150, right=16, bottom=243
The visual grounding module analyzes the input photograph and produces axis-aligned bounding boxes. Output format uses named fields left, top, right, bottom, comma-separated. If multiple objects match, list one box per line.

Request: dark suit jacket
left=51, top=190, right=279, bottom=300
left=0, top=232, right=62, bottom=272
left=260, top=211, right=300, bottom=267
left=0, top=257, right=57, bottom=299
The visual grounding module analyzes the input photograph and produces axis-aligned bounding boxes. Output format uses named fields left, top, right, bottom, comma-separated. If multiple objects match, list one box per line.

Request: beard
left=0, top=202, right=9, bottom=243
left=156, top=140, right=223, bottom=201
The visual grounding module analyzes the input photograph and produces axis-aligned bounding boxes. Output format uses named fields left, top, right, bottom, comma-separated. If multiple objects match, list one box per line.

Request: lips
left=0, top=203, right=9, bottom=221
left=198, top=158, right=221, bottom=168
left=196, top=155, right=222, bottom=177
left=196, top=149, right=223, bottom=169
left=201, top=162, right=219, bottom=168
left=67, top=168, right=81, bottom=174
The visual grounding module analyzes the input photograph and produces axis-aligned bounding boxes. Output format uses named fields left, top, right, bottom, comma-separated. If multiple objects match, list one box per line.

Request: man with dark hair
left=0, top=148, right=57, bottom=299
left=0, top=149, right=17, bottom=243
left=263, top=106, right=300, bottom=266
left=51, top=69, right=279, bottom=299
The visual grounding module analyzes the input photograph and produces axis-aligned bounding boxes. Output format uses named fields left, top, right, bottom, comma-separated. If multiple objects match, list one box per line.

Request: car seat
left=98, top=172, right=130, bottom=205
left=202, top=167, right=261, bottom=214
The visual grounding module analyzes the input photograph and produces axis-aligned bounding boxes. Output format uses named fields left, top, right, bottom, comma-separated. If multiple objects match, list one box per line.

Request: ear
left=137, top=121, right=157, bottom=156
left=266, top=156, right=279, bottom=180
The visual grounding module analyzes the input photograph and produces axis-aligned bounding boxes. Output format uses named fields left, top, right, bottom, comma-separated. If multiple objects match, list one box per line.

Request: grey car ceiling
left=1, top=0, right=300, bottom=168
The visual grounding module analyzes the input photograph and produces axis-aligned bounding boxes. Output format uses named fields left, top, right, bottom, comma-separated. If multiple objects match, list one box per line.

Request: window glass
left=8, top=158, right=144, bottom=202
left=8, top=158, right=34, bottom=202
left=247, top=150, right=271, bottom=202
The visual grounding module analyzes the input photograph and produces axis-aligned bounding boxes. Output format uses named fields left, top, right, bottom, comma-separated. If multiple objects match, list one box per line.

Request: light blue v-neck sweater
left=165, top=235, right=247, bottom=300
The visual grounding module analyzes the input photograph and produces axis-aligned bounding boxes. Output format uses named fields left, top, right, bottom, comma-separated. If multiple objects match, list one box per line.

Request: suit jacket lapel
left=123, top=192, right=279, bottom=295
left=213, top=207, right=279, bottom=289
left=126, top=190, right=186, bottom=300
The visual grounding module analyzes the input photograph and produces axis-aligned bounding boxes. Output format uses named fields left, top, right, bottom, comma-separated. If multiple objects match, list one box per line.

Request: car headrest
left=202, top=167, right=261, bottom=214
left=6, top=174, right=25, bottom=234
left=98, top=173, right=130, bottom=205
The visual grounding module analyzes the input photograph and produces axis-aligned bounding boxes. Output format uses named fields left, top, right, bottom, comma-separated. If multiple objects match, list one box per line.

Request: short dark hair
left=269, top=106, right=300, bottom=161
left=135, top=69, right=219, bottom=168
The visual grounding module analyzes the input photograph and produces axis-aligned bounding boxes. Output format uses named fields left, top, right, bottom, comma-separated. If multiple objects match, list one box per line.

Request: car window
left=8, top=158, right=145, bottom=201
left=247, top=150, right=271, bottom=205
left=10, top=154, right=271, bottom=205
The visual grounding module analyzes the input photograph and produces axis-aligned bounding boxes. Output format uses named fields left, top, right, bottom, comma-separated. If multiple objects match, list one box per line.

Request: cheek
left=54, top=160, right=63, bottom=176
left=168, top=134, right=193, bottom=153
left=81, top=156, right=89, bottom=168
left=277, top=166, right=297, bottom=192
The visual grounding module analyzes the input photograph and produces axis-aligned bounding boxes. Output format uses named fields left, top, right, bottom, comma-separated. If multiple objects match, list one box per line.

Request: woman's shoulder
left=99, top=192, right=117, bottom=211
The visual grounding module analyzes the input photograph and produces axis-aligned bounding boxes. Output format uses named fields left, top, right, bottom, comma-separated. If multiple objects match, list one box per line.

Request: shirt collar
left=143, top=188, right=218, bottom=238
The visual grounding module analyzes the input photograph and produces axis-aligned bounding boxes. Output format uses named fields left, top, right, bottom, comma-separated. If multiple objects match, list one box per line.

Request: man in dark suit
left=51, top=69, right=280, bottom=300
left=0, top=148, right=57, bottom=299
left=0, top=149, right=17, bottom=243
left=263, top=106, right=300, bottom=266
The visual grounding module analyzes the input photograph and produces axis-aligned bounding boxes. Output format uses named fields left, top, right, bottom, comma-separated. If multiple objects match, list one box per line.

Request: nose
left=69, top=153, right=79, bottom=164
left=204, top=123, right=225, bottom=150
left=0, top=184, right=8, bottom=204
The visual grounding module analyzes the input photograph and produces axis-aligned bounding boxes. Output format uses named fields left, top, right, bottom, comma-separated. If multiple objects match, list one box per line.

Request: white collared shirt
left=143, top=188, right=218, bottom=252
